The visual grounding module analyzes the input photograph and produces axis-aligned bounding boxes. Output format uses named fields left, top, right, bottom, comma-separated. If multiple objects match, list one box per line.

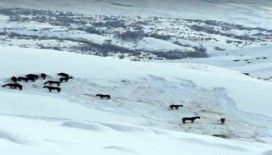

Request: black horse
left=59, top=76, right=73, bottom=82
left=17, top=77, right=29, bottom=82
left=58, top=72, right=70, bottom=78
left=169, top=104, right=183, bottom=110
left=44, top=80, right=61, bottom=86
left=11, top=76, right=17, bottom=83
left=182, top=116, right=201, bottom=124
left=220, top=118, right=226, bottom=124
left=40, top=73, right=47, bottom=80
left=43, top=86, right=61, bottom=92
left=26, top=74, right=39, bottom=80
left=96, top=94, right=111, bottom=99
left=2, top=83, right=23, bottom=90
left=26, top=76, right=38, bottom=82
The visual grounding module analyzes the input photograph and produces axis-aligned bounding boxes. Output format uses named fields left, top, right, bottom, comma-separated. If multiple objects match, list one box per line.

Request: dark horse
left=44, top=80, right=61, bottom=86
left=58, top=72, right=70, bottom=78
left=169, top=104, right=183, bottom=110
left=26, top=74, right=39, bottom=81
left=40, top=73, right=47, bottom=80
left=26, top=76, right=37, bottom=82
left=182, top=116, right=201, bottom=124
left=2, top=83, right=23, bottom=90
left=96, top=94, right=111, bottom=99
left=59, top=76, right=73, bottom=82
left=11, top=76, right=17, bottom=83
left=220, top=118, right=226, bottom=124
left=17, top=77, right=29, bottom=82
left=43, top=86, right=61, bottom=92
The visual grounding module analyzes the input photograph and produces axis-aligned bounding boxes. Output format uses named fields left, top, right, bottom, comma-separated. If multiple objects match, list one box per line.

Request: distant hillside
left=0, top=0, right=272, bottom=27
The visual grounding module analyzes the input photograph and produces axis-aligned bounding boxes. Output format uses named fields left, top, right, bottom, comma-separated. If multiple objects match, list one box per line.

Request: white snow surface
left=0, top=46, right=272, bottom=154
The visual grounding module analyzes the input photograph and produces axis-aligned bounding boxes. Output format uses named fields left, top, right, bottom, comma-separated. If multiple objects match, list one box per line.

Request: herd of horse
left=2, top=73, right=226, bottom=126
left=2, top=72, right=72, bottom=92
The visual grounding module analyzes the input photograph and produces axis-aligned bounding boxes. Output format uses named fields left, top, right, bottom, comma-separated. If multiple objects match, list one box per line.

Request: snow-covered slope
left=1, top=92, right=271, bottom=155
left=178, top=46, right=272, bottom=81
left=0, top=46, right=272, bottom=154
left=1, top=0, right=272, bottom=60
left=1, top=46, right=272, bottom=118
left=0, top=46, right=272, bottom=143
left=0, top=0, right=272, bottom=28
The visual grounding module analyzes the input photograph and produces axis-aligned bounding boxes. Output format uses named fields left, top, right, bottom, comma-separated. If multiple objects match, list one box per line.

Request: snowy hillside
left=1, top=92, right=271, bottom=155
left=0, top=1, right=272, bottom=60
left=0, top=46, right=272, bottom=155
left=0, top=0, right=272, bottom=27
left=178, top=46, right=272, bottom=81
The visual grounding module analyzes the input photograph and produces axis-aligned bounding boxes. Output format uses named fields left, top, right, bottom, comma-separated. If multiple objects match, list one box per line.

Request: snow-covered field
left=0, top=46, right=272, bottom=154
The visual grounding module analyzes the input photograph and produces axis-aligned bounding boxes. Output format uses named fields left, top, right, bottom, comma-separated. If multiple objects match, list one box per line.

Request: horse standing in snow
left=59, top=76, right=73, bottom=82
left=96, top=94, right=111, bottom=99
left=40, top=73, right=47, bottom=80
left=220, top=118, right=226, bottom=125
left=182, top=116, right=201, bottom=124
left=17, top=77, right=29, bottom=82
left=2, top=83, right=23, bottom=90
left=58, top=72, right=70, bottom=78
left=26, top=74, right=39, bottom=81
left=169, top=104, right=183, bottom=110
left=10, top=76, right=17, bottom=83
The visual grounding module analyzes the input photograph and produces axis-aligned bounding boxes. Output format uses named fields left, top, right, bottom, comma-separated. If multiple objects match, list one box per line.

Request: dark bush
left=115, top=29, right=144, bottom=41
